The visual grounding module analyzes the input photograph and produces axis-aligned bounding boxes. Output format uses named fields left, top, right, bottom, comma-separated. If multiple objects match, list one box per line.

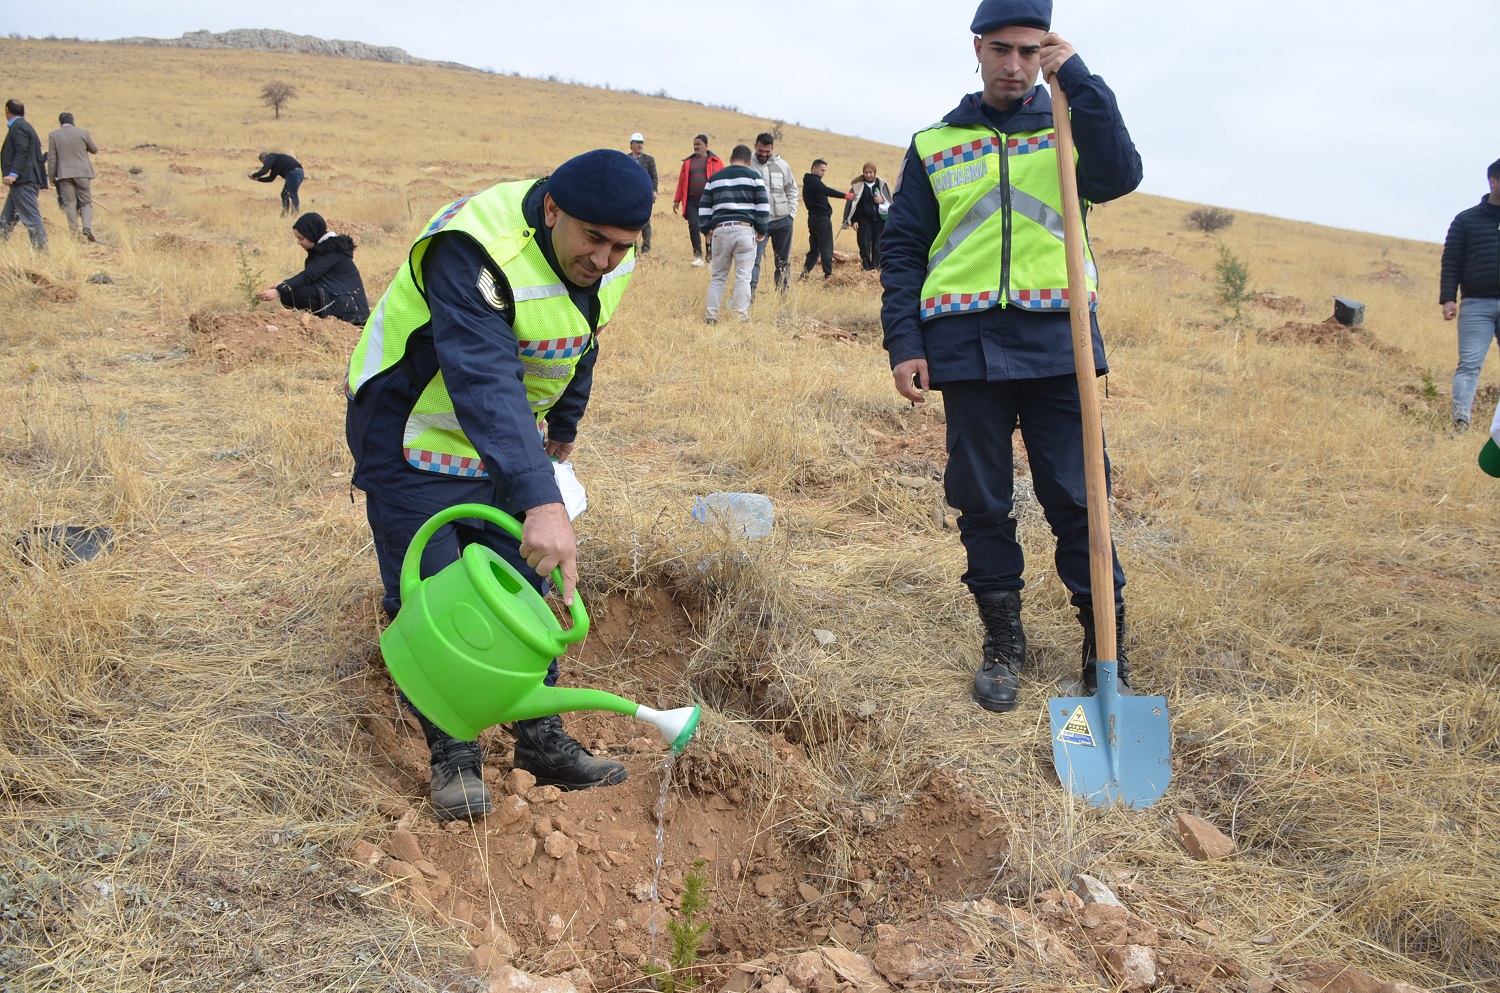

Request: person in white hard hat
left=627, top=132, right=658, bottom=254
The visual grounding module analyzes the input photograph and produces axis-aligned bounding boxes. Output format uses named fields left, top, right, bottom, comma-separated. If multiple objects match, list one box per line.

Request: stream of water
left=646, top=750, right=676, bottom=964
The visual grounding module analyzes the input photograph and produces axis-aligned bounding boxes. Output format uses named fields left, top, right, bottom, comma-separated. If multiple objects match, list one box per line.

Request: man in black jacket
left=256, top=213, right=371, bottom=325
left=800, top=159, right=854, bottom=279
left=1, top=99, right=49, bottom=250
left=1439, top=157, right=1500, bottom=432
left=248, top=151, right=305, bottom=215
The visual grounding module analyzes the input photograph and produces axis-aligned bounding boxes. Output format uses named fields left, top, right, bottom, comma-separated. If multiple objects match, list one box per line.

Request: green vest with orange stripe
left=912, top=120, right=1097, bottom=321
left=346, top=181, right=633, bottom=478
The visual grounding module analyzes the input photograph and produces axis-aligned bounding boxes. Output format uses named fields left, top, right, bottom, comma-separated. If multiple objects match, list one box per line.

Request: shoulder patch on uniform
left=477, top=267, right=515, bottom=317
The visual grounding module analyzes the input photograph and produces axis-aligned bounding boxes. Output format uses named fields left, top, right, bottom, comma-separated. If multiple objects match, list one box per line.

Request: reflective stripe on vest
left=345, top=180, right=633, bottom=478
left=912, top=122, right=1098, bottom=321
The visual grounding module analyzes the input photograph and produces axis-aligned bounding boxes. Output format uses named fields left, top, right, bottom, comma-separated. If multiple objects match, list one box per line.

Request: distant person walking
left=255, top=213, right=370, bottom=325
left=47, top=112, right=98, bottom=242
left=699, top=145, right=768, bottom=323
left=248, top=151, right=304, bottom=216
left=1439, top=157, right=1500, bottom=433
left=672, top=134, right=723, bottom=266
left=749, top=132, right=799, bottom=297
left=627, top=132, right=658, bottom=254
left=843, top=162, right=891, bottom=271
left=800, top=159, right=855, bottom=280
left=1, top=98, right=49, bottom=251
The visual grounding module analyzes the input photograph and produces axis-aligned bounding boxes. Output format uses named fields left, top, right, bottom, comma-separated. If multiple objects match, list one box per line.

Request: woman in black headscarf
left=256, top=212, right=370, bottom=325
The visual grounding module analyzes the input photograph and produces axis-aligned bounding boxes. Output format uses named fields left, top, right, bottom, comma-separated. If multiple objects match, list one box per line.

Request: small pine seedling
left=1214, top=243, right=1253, bottom=324
left=644, top=859, right=712, bottom=993
left=236, top=243, right=265, bottom=311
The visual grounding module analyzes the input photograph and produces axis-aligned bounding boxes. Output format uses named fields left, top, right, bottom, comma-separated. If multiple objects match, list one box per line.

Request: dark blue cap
left=970, top=0, right=1051, bottom=34
left=546, top=149, right=654, bottom=230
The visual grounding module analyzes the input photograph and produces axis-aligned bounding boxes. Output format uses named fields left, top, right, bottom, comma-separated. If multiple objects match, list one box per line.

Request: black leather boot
left=428, top=735, right=493, bottom=821
left=1079, top=603, right=1132, bottom=695
left=972, top=590, right=1026, bottom=712
left=512, top=715, right=627, bottom=790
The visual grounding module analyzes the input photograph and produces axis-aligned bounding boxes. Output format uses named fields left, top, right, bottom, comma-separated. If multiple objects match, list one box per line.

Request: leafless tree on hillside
left=260, top=81, right=298, bottom=119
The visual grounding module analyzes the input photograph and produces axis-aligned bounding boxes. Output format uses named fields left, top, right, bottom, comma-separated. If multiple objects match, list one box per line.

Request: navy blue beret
left=970, top=0, right=1051, bottom=34
left=545, top=149, right=654, bottom=230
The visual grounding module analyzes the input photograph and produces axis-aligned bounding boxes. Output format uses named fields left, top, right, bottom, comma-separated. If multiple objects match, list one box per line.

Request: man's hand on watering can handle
left=519, top=502, right=579, bottom=604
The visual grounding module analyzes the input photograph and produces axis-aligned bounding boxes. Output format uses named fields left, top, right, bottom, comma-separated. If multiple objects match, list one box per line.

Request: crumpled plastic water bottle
left=692, top=492, right=774, bottom=539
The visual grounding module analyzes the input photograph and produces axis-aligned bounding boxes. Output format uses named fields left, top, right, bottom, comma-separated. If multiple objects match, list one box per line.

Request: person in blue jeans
left=248, top=151, right=305, bottom=216
left=1440, top=158, right=1500, bottom=432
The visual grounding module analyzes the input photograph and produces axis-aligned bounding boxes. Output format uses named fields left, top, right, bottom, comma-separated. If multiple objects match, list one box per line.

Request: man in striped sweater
left=698, top=145, right=768, bottom=323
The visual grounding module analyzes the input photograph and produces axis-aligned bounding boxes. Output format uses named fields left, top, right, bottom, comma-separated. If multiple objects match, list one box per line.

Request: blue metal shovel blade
left=1049, top=661, right=1172, bottom=807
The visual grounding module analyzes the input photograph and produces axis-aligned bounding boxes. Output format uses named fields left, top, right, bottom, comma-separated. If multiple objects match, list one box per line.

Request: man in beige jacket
left=47, top=112, right=98, bottom=241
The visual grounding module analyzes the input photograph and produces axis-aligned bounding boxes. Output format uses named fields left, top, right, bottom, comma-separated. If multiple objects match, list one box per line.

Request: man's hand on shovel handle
left=1040, top=33, right=1076, bottom=79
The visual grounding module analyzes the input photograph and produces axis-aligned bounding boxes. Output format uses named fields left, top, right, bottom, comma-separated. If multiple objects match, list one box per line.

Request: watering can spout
left=635, top=705, right=702, bottom=754
left=522, top=687, right=701, bottom=754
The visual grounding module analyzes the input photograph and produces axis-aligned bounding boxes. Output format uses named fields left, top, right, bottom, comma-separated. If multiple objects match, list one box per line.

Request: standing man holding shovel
left=879, top=0, right=1142, bottom=714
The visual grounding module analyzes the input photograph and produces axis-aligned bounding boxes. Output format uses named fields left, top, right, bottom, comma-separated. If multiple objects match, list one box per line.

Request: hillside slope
left=2, top=38, right=1496, bottom=993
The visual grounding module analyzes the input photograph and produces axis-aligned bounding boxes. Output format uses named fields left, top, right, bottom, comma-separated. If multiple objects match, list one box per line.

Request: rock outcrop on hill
left=108, top=28, right=469, bottom=70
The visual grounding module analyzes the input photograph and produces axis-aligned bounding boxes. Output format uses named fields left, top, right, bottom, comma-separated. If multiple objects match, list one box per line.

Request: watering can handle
left=397, top=502, right=590, bottom=645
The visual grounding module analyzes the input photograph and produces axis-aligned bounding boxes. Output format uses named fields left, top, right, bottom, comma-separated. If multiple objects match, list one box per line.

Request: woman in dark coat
left=256, top=212, right=370, bottom=325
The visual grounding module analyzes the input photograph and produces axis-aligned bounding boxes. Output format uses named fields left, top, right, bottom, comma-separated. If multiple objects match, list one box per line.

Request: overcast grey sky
left=9, top=0, right=1496, bottom=242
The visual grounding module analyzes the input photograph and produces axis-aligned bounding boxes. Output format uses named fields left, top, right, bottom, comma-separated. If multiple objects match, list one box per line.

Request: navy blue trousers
left=363, top=484, right=559, bottom=689
left=941, top=376, right=1125, bottom=608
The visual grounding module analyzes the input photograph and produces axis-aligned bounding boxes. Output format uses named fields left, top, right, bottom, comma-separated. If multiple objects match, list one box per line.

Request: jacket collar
left=941, top=87, right=1053, bottom=132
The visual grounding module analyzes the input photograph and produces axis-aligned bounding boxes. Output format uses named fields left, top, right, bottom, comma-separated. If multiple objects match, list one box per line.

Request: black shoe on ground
left=512, top=715, right=627, bottom=790
left=972, top=589, right=1026, bottom=712
left=1079, top=604, right=1133, bottom=695
left=1453, top=417, right=1471, bottom=434
left=428, top=735, right=492, bottom=820
left=82, top=228, right=96, bottom=242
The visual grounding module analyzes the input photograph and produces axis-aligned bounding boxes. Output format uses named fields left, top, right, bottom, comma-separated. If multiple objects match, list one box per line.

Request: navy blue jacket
left=1439, top=197, right=1500, bottom=303
left=252, top=153, right=302, bottom=182
left=880, top=55, right=1141, bottom=384
left=347, top=181, right=603, bottom=516
left=2, top=117, right=47, bottom=187
left=802, top=172, right=848, bottom=218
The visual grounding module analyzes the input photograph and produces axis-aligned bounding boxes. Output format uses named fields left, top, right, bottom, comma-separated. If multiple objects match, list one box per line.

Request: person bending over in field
left=256, top=213, right=370, bottom=325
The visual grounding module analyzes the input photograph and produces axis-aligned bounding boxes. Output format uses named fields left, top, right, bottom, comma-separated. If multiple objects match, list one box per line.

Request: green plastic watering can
left=379, top=503, right=700, bottom=752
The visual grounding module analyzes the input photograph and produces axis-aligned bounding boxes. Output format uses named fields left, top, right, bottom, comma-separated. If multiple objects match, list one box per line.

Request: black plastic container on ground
left=1333, top=296, right=1365, bottom=326
left=15, top=525, right=117, bottom=565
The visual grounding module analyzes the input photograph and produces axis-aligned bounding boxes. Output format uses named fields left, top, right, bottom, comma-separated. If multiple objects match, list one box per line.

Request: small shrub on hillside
left=1420, top=371, right=1439, bottom=404
left=236, top=243, right=264, bottom=310
left=1214, top=243, right=1253, bottom=324
left=1186, top=207, right=1235, bottom=233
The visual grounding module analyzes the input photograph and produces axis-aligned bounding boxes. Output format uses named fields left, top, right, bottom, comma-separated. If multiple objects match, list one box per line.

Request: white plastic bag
left=553, top=460, right=587, bottom=520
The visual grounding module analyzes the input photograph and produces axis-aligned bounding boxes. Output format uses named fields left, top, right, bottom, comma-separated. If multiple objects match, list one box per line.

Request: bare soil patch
left=1100, top=246, right=1198, bottom=279
left=347, top=586, right=1261, bottom=992
left=1261, top=316, right=1399, bottom=353
left=8, top=267, right=78, bottom=304
left=1361, top=263, right=1410, bottom=284
left=1253, top=292, right=1304, bottom=313
left=187, top=308, right=362, bottom=370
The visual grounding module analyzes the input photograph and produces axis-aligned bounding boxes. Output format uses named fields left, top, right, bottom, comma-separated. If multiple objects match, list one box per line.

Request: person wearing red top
left=671, top=134, right=724, bottom=265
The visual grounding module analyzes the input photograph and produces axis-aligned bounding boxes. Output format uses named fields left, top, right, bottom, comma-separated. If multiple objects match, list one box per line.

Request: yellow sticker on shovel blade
left=1056, top=705, right=1096, bottom=747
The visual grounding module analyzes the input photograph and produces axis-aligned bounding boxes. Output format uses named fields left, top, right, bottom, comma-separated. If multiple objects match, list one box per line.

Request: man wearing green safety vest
left=880, top=0, right=1142, bottom=714
left=345, top=149, right=654, bottom=820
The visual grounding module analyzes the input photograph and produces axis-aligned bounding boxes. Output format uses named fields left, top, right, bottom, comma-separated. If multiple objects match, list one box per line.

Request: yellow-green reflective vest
left=912, top=120, right=1098, bottom=321
left=346, top=181, right=633, bottom=478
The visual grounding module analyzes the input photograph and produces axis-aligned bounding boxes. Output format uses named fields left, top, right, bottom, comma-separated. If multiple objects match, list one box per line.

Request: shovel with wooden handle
left=1044, top=75, right=1172, bottom=807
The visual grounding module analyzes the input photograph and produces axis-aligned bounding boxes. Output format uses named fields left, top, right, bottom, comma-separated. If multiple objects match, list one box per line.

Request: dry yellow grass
left=2, top=37, right=1498, bottom=993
